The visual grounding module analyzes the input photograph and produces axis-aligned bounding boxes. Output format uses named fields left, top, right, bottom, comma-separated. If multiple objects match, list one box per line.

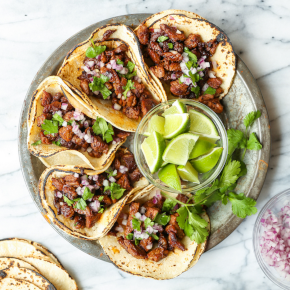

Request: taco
left=57, top=24, right=165, bottom=131
left=39, top=147, right=149, bottom=239
left=99, top=187, right=210, bottom=279
left=27, top=76, right=130, bottom=170
left=135, top=12, right=236, bottom=113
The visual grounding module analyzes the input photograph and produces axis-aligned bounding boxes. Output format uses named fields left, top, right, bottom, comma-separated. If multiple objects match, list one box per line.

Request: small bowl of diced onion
left=253, top=189, right=290, bottom=289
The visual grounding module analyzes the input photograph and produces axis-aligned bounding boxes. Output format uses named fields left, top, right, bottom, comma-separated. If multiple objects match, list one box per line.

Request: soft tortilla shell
left=27, top=76, right=125, bottom=170
left=39, top=149, right=149, bottom=240
left=0, top=278, right=41, bottom=290
left=0, top=266, right=56, bottom=290
left=58, top=24, right=166, bottom=132
left=137, top=13, right=236, bottom=100
left=99, top=188, right=210, bottom=279
left=0, top=258, right=38, bottom=273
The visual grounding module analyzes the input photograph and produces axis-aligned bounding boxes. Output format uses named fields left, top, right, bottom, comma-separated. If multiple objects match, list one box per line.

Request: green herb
left=154, top=212, right=170, bottom=226
left=191, top=86, right=200, bottom=97
left=135, top=238, right=141, bottom=246
left=31, top=140, right=41, bottom=146
left=168, top=43, right=173, bottom=49
left=74, top=198, right=87, bottom=211
left=63, top=196, right=75, bottom=206
left=204, top=86, right=216, bottom=95
left=144, top=217, right=154, bottom=229
left=227, top=129, right=244, bottom=160
left=41, top=120, right=59, bottom=135
left=124, top=70, right=137, bottom=80
left=98, top=196, right=104, bottom=202
left=89, top=76, right=112, bottom=99
left=126, top=233, right=133, bottom=240
left=246, top=133, right=263, bottom=150
left=126, top=61, right=135, bottom=73
left=152, top=234, right=159, bottom=240
left=82, top=187, right=94, bottom=201
left=157, top=36, right=169, bottom=43
left=116, top=59, right=124, bottom=65
left=104, top=182, right=126, bottom=200
left=122, top=80, right=135, bottom=98
left=184, top=47, right=197, bottom=64
left=132, top=216, right=141, bottom=231
left=98, top=207, right=104, bottom=213
left=162, top=198, right=177, bottom=213
left=244, top=110, right=262, bottom=129
left=92, top=117, right=114, bottom=143
left=106, top=168, right=117, bottom=178
left=228, top=192, right=257, bottom=218
left=86, top=39, right=106, bottom=58
left=52, top=140, right=61, bottom=146
left=67, top=120, right=74, bottom=125
left=188, top=71, right=201, bottom=84
left=186, top=61, right=193, bottom=70
left=52, top=113, right=64, bottom=126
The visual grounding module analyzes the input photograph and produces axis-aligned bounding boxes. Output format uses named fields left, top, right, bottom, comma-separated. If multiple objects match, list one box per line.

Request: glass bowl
left=253, top=189, right=290, bottom=289
left=134, top=99, right=228, bottom=194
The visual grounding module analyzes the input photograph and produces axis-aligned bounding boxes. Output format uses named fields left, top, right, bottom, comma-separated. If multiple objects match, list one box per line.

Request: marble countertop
left=1, top=0, right=289, bottom=289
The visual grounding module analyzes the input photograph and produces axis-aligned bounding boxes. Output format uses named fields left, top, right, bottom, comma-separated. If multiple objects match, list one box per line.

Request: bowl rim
left=253, top=188, right=290, bottom=289
left=134, top=99, right=228, bottom=194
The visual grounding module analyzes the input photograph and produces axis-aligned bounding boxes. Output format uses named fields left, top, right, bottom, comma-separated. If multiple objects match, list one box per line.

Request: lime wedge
left=162, top=100, right=187, bottom=116
left=189, top=109, right=219, bottom=136
left=162, top=133, right=199, bottom=166
left=190, top=147, right=223, bottom=173
left=190, top=132, right=220, bottom=143
left=189, top=137, right=216, bottom=159
left=144, top=115, right=165, bottom=136
left=161, top=161, right=169, bottom=167
left=141, top=131, right=166, bottom=173
left=177, top=162, right=200, bottom=183
left=158, top=164, right=181, bottom=192
left=164, top=113, right=189, bottom=139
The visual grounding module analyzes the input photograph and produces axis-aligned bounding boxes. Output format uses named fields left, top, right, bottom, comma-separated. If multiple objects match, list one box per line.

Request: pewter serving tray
left=18, top=14, right=270, bottom=262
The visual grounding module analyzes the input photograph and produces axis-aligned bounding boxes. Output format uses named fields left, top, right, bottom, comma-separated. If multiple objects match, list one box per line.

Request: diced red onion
left=117, top=93, right=122, bottom=99
left=74, top=173, right=79, bottom=178
left=87, top=147, right=92, bottom=153
left=81, top=175, right=88, bottom=180
left=84, top=120, right=91, bottom=128
left=120, top=213, right=128, bottom=220
left=76, top=187, right=82, bottom=196
left=182, top=52, right=189, bottom=63
left=61, top=102, right=68, bottom=111
left=109, top=176, right=116, bottom=183
left=169, top=50, right=177, bottom=54
left=146, top=226, right=154, bottom=234
left=92, top=175, right=99, bottom=181
left=202, top=83, right=209, bottom=92
left=212, top=60, right=218, bottom=70
left=198, top=71, right=204, bottom=77
left=119, top=165, right=128, bottom=174
left=56, top=191, right=63, bottom=198
left=86, top=60, right=95, bottom=68
left=119, top=67, right=128, bottom=75
left=116, top=225, right=124, bottom=232
left=155, top=190, right=162, bottom=200
left=153, top=224, right=163, bottom=232
left=122, top=219, right=128, bottom=226
left=81, top=66, right=91, bottom=73
left=127, top=90, right=132, bottom=98
left=169, top=16, right=175, bottom=20
left=146, top=243, right=153, bottom=250
left=59, top=202, right=64, bottom=206
left=176, top=29, right=182, bottom=34
left=89, top=200, right=100, bottom=212
left=113, top=103, right=122, bottom=111
left=171, top=73, right=177, bottom=80
left=140, top=206, right=146, bottom=214
left=99, top=61, right=105, bottom=68
left=89, top=77, right=94, bottom=82
left=84, top=132, right=92, bottom=144
left=112, top=141, right=116, bottom=145
left=73, top=109, right=85, bottom=121
left=140, top=215, right=147, bottom=222
left=134, top=76, right=142, bottom=83
left=209, top=71, right=216, bottom=78
left=106, top=63, right=112, bottom=69
left=62, top=121, right=67, bottom=127
left=93, top=91, right=100, bottom=95
left=135, top=212, right=141, bottom=219
left=152, top=197, right=158, bottom=204
left=81, top=179, right=90, bottom=186
left=110, top=59, right=117, bottom=69
left=103, top=180, right=109, bottom=187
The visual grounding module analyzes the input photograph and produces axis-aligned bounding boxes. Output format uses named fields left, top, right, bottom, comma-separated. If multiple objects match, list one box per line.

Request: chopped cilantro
left=204, top=86, right=216, bottom=95
left=74, top=198, right=87, bottom=211
left=86, top=39, right=106, bottom=58
left=98, top=196, right=104, bottom=202
left=168, top=43, right=173, bottom=49
left=41, top=120, right=59, bottom=135
left=52, top=113, right=64, bottom=126
left=162, top=198, right=177, bottom=213
left=82, top=187, right=94, bottom=201
left=126, top=233, right=133, bottom=240
left=52, top=140, right=61, bottom=146
left=116, top=59, right=124, bottom=65
left=31, top=140, right=41, bottom=146
left=157, top=36, right=169, bottom=43
left=106, top=168, right=117, bottom=178
left=104, top=182, right=126, bottom=200
left=191, top=86, right=200, bottom=97
left=144, top=217, right=154, bottom=229
left=126, top=61, right=135, bottom=73
left=132, top=216, right=141, bottom=231
left=124, top=70, right=137, bottom=80
left=63, top=196, right=75, bottom=207
left=98, top=207, right=104, bottom=213
left=122, top=80, right=135, bottom=98
left=184, top=47, right=198, bottom=64
left=152, top=234, right=159, bottom=240
left=92, top=117, right=114, bottom=143
left=154, top=213, right=170, bottom=226
left=89, top=76, right=112, bottom=99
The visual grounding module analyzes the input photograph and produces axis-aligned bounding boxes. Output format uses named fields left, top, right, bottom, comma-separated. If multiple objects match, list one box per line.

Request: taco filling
left=108, top=191, right=189, bottom=262
left=77, top=41, right=158, bottom=120
left=51, top=148, right=143, bottom=229
left=35, top=90, right=130, bottom=158
left=137, top=23, right=224, bottom=113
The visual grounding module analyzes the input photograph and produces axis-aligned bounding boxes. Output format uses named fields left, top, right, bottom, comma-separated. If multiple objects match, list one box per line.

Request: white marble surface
left=1, top=0, right=289, bottom=289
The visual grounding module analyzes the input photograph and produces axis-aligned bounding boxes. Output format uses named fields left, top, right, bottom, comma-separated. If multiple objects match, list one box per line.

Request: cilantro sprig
left=64, top=187, right=94, bottom=211
left=86, top=39, right=106, bottom=58
left=92, top=117, right=114, bottom=143
left=41, top=120, right=58, bottom=135
left=89, top=75, right=112, bottom=99
left=104, top=182, right=126, bottom=200
left=122, top=80, right=135, bottom=98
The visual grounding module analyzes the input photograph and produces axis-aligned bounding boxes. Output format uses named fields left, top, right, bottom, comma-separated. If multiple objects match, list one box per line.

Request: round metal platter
left=19, top=13, right=270, bottom=262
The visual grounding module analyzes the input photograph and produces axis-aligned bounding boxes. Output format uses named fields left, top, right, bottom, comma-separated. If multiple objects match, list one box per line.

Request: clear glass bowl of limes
left=134, top=99, right=228, bottom=194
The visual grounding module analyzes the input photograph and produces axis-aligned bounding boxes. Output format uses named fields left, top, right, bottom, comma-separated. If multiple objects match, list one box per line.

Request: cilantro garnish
left=127, top=61, right=135, bottom=73
left=52, top=140, right=61, bottom=146
left=191, top=86, right=200, bottom=97
left=104, top=182, right=126, bottom=200
left=31, top=140, right=41, bottom=146
left=157, top=36, right=169, bottom=43
left=63, top=196, right=75, bottom=207
left=74, top=198, right=87, bottom=211
left=126, top=233, right=133, bottom=240
left=144, top=217, right=154, bottom=229
left=204, top=86, right=216, bottom=95
left=98, top=207, right=104, bottom=213
left=89, top=75, right=112, bottom=99
left=168, top=43, right=173, bottom=49
left=132, top=216, right=141, bottom=231
left=161, top=198, right=177, bottom=213
left=184, top=47, right=197, bottom=64
left=154, top=213, right=170, bottom=226
left=152, top=234, right=159, bottom=240
left=86, top=39, right=106, bottom=58
left=228, top=192, right=257, bottom=218
left=105, top=168, right=117, bottom=178
left=246, top=132, right=263, bottom=151
left=92, top=117, right=114, bottom=143
left=122, top=80, right=135, bottom=98
left=52, top=113, right=64, bottom=126
left=98, top=196, right=104, bottom=202
left=244, top=110, right=261, bottom=129
left=41, top=120, right=59, bottom=135
left=82, top=187, right=94, bottom=201
left=116, top=59, right=124, bottom=65
left=124, top=70, right=137, bottom=80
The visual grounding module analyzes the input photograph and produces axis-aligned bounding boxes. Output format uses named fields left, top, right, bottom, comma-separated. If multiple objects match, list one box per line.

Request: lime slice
left=190, top=147, right=223, bottom=173
left=190, top=132, right=220, bottom=143
left=158, top=164, right=181, bottom=192
left=164, top=113, right=190, bottom=139
left=144, top=115, right=165, bottom=136
left=162, top=100, right=187, bottom=116
left=189, top=109, right=219, bottom=136
left=141, top=131, right=166, bottom=173
left=177, top=162, right=200, bottom=183
left=162, top=133, right=199, bottom=166
left=189, top=137, right=216, bottom=159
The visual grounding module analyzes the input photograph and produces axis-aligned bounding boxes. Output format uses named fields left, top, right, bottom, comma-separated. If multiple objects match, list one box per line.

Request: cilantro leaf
left=74, top=198, right=87, bottom=211
left=190, top=225, right=209, bottom=244
left=168, top=43, right=173, bottom=49
left=188, top=71, right=201, bottom=84
left=244, top=110, right=261, bottom=129
left=82, top=187, right=94, bottom=201
left=63, top=196, right=75, bottom=206
left=104, top=123, right=114, bottom=143
left=95, top=45, right=106, bottom=55
left=184, top=47, right=197, bottom=63
left=98, top=207, right=104, bottom=213
left=105, top=168, right=117, bottom=178
left=122, top=80, right=135, bottom=98
left=116, top=59, right=124, bottom=65
left=132, top=216, right=141, bottom=231
left=238, top=161, right=247, bottom=177
left=86, top=40, right=106, bottom=58
left=86, top=47, right=97, bottom=58
left=162, top=198, right=177, bottom=213
left=176, top=207, right=187, bottom=230
left=52, top=140, right=61, bottom=146
left=52, top=113, right=64, bottom=125
left=157, top=36, right=169, bottom=43
left=228, top=192, right=257, bottom=218
left=152, top=234, right=159, bottom=240
left=126, top=233, right=133, bottom=240
left=154, top=213, right=170, bottom=226
left=188, top=211, right=208, bottom=229
left=104, top=182, right=126, bottom=200
left=219, top=160, right=241, bottom=188
left=247, top=133, right=262, bottom=150
left=89, top=76, right=112, bottom=99
left=194, top=180, right=220, bottom=205
left=41, top=120, right=59, bottom=135
left=227, top=129, right=244, bottom=158
left=92, top=117, right=114, bottom=143
left=204, top=86, right=216, bottom=95
left=144, top=217, right=154, bottom=229
left=124, top=70, right=137, bottom=80
left=32, top=140, right=41, bottom=146
left=98, top=196, right=104, bottom=202
left=127, top=61, right=135, bottom=72
left=191, top=86, right=200, bottom=97
left=203, top=191, right=223, bottom=207
left=184, top=220, right=194, bottom=238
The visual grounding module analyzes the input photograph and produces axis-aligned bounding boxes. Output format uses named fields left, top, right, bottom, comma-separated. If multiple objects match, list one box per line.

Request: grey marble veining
left=1, top=0, right=289, bottom=289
